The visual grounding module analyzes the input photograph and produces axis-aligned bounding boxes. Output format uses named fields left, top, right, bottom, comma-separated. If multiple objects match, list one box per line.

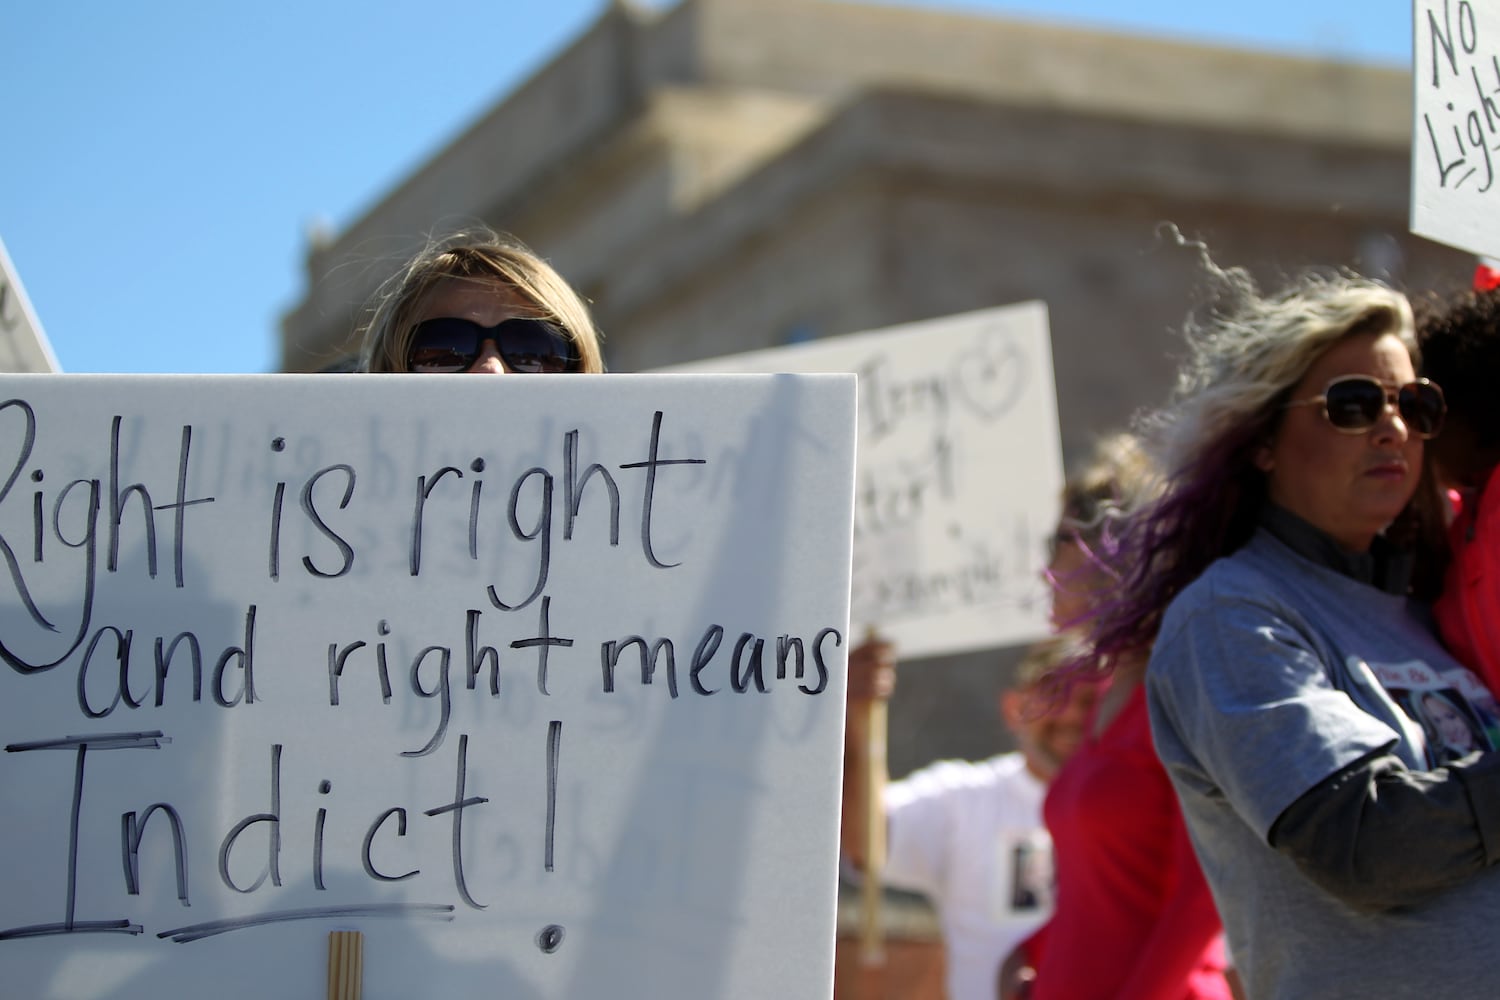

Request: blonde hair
left=1058, top=432, right=1156, bottom=547
left=1015, top=633, right=1078, bottom=690
left=357, top=227, right=604, bottom=374
left=1147, top=231, right=1415, bottom=481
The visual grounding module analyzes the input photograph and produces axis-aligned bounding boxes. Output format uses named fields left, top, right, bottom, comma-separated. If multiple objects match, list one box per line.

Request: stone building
left=281, top=0, right=1469, bottom=775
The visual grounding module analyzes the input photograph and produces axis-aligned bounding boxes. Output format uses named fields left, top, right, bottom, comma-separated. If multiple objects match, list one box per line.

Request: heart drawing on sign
left=952, top=327, right=1026, bottom=422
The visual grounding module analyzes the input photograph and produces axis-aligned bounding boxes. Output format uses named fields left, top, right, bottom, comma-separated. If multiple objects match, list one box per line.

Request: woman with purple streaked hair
left=997, top=431, right=1230, bottom=1000
left=1071, top=236, right=1500, bottom=999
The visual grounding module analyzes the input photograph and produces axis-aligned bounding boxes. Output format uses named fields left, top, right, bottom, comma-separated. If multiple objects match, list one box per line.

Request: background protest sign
left=662, top=303, right=1063, bottom=659
left=0, top=372, right=856, bottom=999
left=1411, top=0, right=1500, bottom=258
left=0, top=235, right=60, bottom=372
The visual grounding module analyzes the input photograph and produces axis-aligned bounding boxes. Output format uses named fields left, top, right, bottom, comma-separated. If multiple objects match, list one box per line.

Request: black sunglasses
left=406, top=316, right=579, bottom=373
left=1283, top=375, right=1446, bottom=439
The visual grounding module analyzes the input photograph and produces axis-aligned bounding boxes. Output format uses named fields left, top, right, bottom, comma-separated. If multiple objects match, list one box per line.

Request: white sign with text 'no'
left=1412, top=0, right=1500, bottom=258
left=0, top=373, right=855, bottom=1000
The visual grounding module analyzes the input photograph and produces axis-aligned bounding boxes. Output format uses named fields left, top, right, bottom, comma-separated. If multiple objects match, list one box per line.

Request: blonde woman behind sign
left=357, top=227, right=604, bottom=375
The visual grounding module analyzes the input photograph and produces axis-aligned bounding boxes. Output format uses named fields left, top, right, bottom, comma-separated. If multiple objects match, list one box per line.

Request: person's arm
left=840, top=634, right=895, bottom=870
left=1268, top=745, right=1500, bottom=909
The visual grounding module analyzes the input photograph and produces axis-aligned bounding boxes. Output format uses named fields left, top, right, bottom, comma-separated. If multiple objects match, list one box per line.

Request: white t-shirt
left=883, top=752, right=1052, bottom=1000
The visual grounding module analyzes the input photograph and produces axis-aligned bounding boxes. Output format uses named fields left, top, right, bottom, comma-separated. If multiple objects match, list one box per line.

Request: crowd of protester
left=839, top=234, right=1500, bottom=1000
left=361, top=225, right=1500, bottom=999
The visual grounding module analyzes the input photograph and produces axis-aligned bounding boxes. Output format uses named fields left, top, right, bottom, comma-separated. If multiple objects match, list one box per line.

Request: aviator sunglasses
left=1283, top=374, right=1446, bottom=439
left=406, top=316, right=579, bottom=373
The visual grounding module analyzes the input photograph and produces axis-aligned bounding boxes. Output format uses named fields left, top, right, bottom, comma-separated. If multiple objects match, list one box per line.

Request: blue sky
left=1, top=1, right=1412, bottom=374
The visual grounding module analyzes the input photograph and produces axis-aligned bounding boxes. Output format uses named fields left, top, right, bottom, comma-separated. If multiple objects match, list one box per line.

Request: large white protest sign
left=1411, top=0, right=1500, bottom=258
left=0, top=373, right=856, bottom=999
left=663, top=303, right=1063, bottom=659
left=0, top=236, right=61, bottom=373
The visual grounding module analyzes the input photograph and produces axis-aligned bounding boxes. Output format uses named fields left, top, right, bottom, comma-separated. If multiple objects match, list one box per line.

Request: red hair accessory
left=1475, top=260, right=1500, bottom=291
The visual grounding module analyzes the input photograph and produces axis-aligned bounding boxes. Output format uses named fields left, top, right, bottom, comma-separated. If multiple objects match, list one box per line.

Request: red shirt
left=1024, top=684, right=1228, bottom=1000
left=1435, top=466, right=1500, bottom=694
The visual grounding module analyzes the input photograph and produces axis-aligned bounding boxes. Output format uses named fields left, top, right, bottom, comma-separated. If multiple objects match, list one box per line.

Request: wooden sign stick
left=858, top=664, right=888, bottom=965
left=328, top=930, right=364, bottom=1000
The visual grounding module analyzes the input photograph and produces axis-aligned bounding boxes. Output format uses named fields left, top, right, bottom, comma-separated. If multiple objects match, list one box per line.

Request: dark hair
left=1418, top=288, right=1500, bottom=449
